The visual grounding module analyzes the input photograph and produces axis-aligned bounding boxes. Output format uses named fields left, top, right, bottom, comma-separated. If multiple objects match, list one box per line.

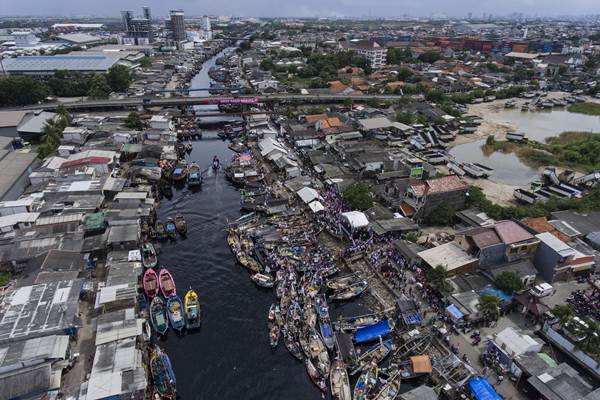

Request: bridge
left=19, top=94, right=404, bottom=111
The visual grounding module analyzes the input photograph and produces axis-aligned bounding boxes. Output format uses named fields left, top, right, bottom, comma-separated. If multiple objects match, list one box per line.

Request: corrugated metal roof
left=2, top=55, right=119, bottom=73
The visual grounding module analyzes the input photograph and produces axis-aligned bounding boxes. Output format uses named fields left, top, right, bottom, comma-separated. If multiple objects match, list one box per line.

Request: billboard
left=201, top=97, right=259, bottom=105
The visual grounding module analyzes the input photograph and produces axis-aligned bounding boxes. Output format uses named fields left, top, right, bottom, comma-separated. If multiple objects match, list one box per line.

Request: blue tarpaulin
left=354, top=320, right=391, bottom=344
left=403, top=312, right=422, bottom=325
left=480, top=287, right=512, bottom=302
left=447, top=304, right=464, bottom=320
left=468, top=377, right=502, bottom=400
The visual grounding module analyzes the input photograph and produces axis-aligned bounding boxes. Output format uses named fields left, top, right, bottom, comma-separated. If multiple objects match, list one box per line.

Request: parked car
left=530, top=283, right=555, bottom=298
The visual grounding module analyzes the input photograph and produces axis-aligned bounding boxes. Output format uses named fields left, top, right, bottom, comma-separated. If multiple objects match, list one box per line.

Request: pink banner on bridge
left=201, top=97, right=259, bottom=105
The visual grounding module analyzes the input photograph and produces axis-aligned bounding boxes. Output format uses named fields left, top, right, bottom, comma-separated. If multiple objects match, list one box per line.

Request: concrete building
left=0, top=149, right=39, bottom=201
left=339, top=40, right=387, bottom=70
left=533, top=232, right=595, bottom=282
left=0, top=111, right=28, bottom=138
left=166, top=9, right=186, bottom=44
left=121, top=7, right=153, bottom=45
left=402, top=175, right=468, bottom=220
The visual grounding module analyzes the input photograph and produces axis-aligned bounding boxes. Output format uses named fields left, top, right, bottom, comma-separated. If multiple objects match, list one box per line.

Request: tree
left=494, top=271, right=523, bottom=294
left=396, top=111, right=415, bottom=125
left=55, top=105, right=71, bottom=129
left=88, top=74, right=112, bottom=98
left=425, top=204, right=455, bottom=226
left=477, top=294, right=501, bottom=322
left=139, top=57, right=153, bottom=68
left=418, top=51, right=441, bottom=64
left=574, top=318, right=600, bottom=357
left=426, top=265, right=453, bottom=294
left=0, top=76, right=49, bottom=107
left=125, top=112, right=144, bottom=130
left=342, top=183, right=373, bottom=210
left=107, top=65, right=131, bottom=93
left=552, top=304, right=574, bottom=329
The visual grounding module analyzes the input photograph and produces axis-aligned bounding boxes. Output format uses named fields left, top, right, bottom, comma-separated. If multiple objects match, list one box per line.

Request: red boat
left=159, top=268, right=176, bottom=298
left=143, top=268, right=159, bottom=299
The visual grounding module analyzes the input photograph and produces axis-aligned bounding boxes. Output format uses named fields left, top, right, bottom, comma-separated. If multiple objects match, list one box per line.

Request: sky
left=1, top=0, right=599, bottom=18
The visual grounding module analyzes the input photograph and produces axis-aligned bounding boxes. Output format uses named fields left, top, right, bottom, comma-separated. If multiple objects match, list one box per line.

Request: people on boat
left=212, top=155, right=220, bottom=170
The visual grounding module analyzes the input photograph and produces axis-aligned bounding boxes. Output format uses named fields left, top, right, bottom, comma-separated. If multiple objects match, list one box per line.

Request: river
left=155, top=48, right=320, bottom=400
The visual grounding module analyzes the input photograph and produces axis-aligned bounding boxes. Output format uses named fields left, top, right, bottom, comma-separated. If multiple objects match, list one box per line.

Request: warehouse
left=0, top=54, right=121, bottom=76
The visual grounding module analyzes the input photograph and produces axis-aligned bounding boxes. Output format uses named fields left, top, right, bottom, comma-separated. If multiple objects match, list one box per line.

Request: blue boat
left=353, top=320, right=392, bottom=344
left=316, top=294, right=334, bottom=350
left=150, top=345, right=176, bottom=399
left=166, top=295, right=186, bottom=332
left=165, top=217, right=177, bottom=239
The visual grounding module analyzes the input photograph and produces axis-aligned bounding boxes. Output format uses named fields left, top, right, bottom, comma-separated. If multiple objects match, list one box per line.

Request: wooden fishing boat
left=187, top=162, right=202, bottom=187
left=175, top=142, right=186, bottom=158
left=150, top=297, right=168, bottom=335
left=156, top=220, right=168, bottom=240
left=327, top=273, right=361, bottom=291
left=172, top=164, right=188, bottom=181
left=308, top=328, right=331, bottom=376
left=185, top=143, right=193, bottom=153
left=236, top=252, right=261, bottom=273
left=273, top=304, right=284, bottom=328
left=302, top=298, right=317, bottom=329
left=305, top=358, right=328, bottom=393
left=159, top=268, right=176, bottom=298
left=330, top=359, right=352, bottom=400
left=373, top=371, right=401, bottom=400
left=184, top=288, right=201, bottom=330
left=318, top=264, right=339, bottom=278
left=281, top=323, right=303, bottom=361
left=150, top=346, right=176, bottom=399
left=251, top=272, right=275, bottom=288
left=330, top=280, right=368, bottom=301
left=350, top=339, right=393, bottom=375
left=143, top=268, right=159, bottom=299
left=316, top=294, right=335, bottom=350
left=227, top=231, right=241, bottom=252
left=305, top=276, right=322, bottom=297
left=142, top=242, right=158, bottom=269
left=354, top=367, right=379, bottom=400
left=167, top=295, right=185, bottom=332
left=212, top=156, right=220, bottom=170
left=174, top=213, right=187, bottom=235
left=165, top=218, right=177, bottom=239
left=338, top=314, right=381, bottom=332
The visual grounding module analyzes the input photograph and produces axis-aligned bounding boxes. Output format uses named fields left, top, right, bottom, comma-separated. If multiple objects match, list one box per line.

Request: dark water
left=155, top=49, right=320, bottom=400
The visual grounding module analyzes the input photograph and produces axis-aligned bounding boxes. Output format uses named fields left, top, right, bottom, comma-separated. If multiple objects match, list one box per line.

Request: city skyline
left=2, top=0, right=600, bottom=18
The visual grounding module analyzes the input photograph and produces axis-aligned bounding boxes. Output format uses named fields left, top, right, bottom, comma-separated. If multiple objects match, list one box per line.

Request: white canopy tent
left=296, top=186, right=321, bottom=204
left=340, top=211, right=370, bottom=229
left=308, top=201, right=325, bottom=213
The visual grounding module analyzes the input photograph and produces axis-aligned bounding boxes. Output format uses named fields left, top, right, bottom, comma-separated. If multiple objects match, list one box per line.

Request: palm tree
left=477, top=294, right=501, bottom=322
left=42, top=120, right=61, bottom=147
left=552, top=304, right=573, bottom=329
left=426, top=265, right=452, bottom=294
left=575, top=318, right=600, bottom=357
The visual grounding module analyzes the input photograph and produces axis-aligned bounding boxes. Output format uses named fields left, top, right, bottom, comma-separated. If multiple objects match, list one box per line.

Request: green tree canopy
left=124, top=112, right=144, bottom=130
left=0, top=76, right=49, bottom=107
left=477, top=294, right=501, bottom=321
left=426, top=265, right=453, bottom=294
left=107, top=65, right=131, bottom=93
left=425, top=204, right=456, bottom=226
left=88, top=74, right=112, bottom=98
left=494, top=271, right=524, bottom=294
left=342, top=183, right=373, bottom=210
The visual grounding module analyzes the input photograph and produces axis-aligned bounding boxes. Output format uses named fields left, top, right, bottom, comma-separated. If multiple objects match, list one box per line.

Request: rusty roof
left=494, top=220, right=534, bottom=245
left=425, top=175, right=467, bottom=194
left=522, top=217, right=570, bottom=243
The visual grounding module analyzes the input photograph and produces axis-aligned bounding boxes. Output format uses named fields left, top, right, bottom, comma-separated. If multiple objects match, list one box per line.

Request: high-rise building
left=167, top=9, right=186, bottom=43
left=121, top=7, right=153, bottom=45
left=201, top=16, right=211, bottom=32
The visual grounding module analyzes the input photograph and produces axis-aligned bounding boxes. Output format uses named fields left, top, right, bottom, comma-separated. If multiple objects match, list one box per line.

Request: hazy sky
left=2, top=0, right=599, bottom=18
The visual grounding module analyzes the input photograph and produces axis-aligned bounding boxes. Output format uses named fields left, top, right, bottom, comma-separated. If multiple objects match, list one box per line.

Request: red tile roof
left=425, top=175, right=467, bottom=194
left=60, top=156, right=111, bottom=169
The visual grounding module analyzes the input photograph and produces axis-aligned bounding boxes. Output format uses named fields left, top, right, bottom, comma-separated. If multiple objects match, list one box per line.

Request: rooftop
left=494, top=220, right=535, bottom=245
left=1, top=55, right=119, bottom=73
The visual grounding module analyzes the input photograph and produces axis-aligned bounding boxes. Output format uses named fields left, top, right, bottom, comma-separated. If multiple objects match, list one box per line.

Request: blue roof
left=354, top=320, right=391, bottom=344
left=468, top=377, right=502, bottom=400
left=447, top=304, right=464, bottom=319
left=403, top=312, right=422, bottom=325
left=480, top=287, right=512, bottom=302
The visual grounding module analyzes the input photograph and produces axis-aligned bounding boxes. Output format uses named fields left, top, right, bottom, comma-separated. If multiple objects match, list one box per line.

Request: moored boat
left=251, top=272, right=275, bottom=288
left=330, top=359, right=352, bottom=400
left=159, top=268, right=176, bottom=298
left=184, top=288, right=201, bottom=330
left=143, top=268, right=159, bottom=299
left=150, top=345, right=176, bottom=399
left=187, top=162, right=202, bottom=187
left=373, top=371, right=401, bottom=400
left=316, top=294, right=335, bottom=350
left=308, top=328, right=331, bottom=376
left=354, top=366, right=379, bottom=400
left=350, top=339, right=393, bottom=375
left=156, top=220, right=168, bottom=240
left=174, top=213, right=187, bottom=235
left=172, top=165, right=188, bottom=181
left=142, top=242, right=158, bottom=269
left=305, top=358, right=328, bottom=393
left=327, top=273, right=361, bottom=291
left=281, top=324, right=303, bottom=361
left=150, top=297, right=168, bottom=335
left=166, top=294, right=185, bottom=332
left=330, top=280, right=368, bottom=301
left=165, top=217, right=177, bottom=239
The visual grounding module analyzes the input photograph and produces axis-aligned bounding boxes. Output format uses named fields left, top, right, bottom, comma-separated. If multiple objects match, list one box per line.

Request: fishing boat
left=165, top=218, right=177, bottom=239
left=302, top=298, right=317, bottom=329
left=354, top=320, right=393, bottom=344
left=354, top=366, right=379, bottom=400
left=159, top=268, right=176, bottom=298
left=172, top=165, right=188, bottom=181
left=267, top=303, right=280, bottom=347
left=305, top=358, right=328, bottom=393
left=316, top=294, right=335, bottom=350
left=156, top=220, right=168, bottom=240
left=281, top=324, right=303, bottom=360
left=330, top=280, right=368, bottom=301
left=174, top=213, right=187, bottom=235
left=175, top=142, right=186, bottom=158
left=142, top=242, right=158, bottom=269
left=166, top=294, right=185, bottom=332
left=330, top=359, right=352, bottom=400
left=327, top=273, right=361, bottom=291
left=212, top=155, right=221, bottom=170
left=184, top=288, right=201, bottom=330
left=350, top=339, right=393, bottom=375
left=308, top=328, right=331, bottom=376
left=338, top=314, right=381, bottom=332
left=251, top=272, right=275, bottom=288
left=143, top=268, right=159, bottom=299
left=373, top=372, right=401, bottom=400
left=185, top=143, right=193, bottom=153
left=187, top=162, right=202, bottom=187
left=150, top=346, right=176, bottom=399
left=236, top=252, right=261, bottom=273
left=150, top=297, right=168, bottom=335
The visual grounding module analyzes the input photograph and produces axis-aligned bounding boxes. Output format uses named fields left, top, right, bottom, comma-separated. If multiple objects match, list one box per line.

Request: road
left=15, top=93, right=405, bottom=111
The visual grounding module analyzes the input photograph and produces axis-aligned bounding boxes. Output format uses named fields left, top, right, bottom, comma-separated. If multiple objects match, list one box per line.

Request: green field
left=567, top=102, right=600, bottom=116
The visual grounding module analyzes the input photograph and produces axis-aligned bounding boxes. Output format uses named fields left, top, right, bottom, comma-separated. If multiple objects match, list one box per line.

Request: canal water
left=155, top=48, right=321, bottom=400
